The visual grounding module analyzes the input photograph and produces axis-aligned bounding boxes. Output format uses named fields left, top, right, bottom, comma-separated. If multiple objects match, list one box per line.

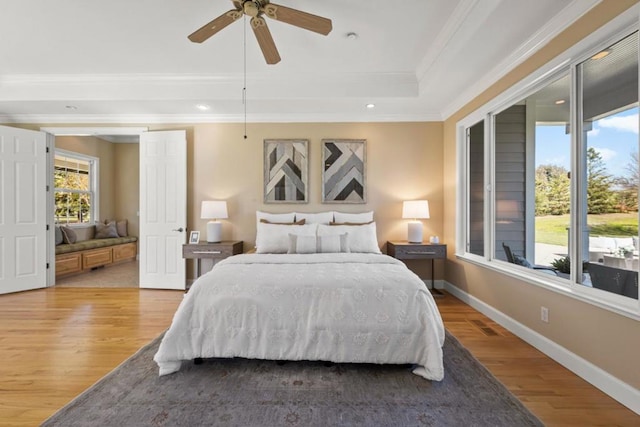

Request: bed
left=154, top=212, right=446, bottom=381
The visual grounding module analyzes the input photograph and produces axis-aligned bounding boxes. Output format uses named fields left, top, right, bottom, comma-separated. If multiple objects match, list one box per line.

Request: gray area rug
left=42, top=331, right=543, bottom=427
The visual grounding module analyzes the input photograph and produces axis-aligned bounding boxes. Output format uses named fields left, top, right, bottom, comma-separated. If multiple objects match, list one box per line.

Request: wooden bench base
left=55, top=242, right=137, bottom=278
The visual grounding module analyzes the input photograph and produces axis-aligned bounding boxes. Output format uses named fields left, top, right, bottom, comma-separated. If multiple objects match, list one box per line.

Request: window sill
left=455, top=253, right=640, bottom=321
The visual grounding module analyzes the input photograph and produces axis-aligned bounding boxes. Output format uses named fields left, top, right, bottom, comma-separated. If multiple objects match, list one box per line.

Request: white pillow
left=318, top=222, right=381, bottom=254
left=256, top=223, right=317, bottom=253
left=288, top=234, right=317, bottom=254
left=256, top=211, right=296, bottom=225
left=318, top=233, right=350, bottom=253
left=288, top=233, right=350, bottom=254
left=294, top=211, right=334, bottom=224
left=333, top=211, right=374, bottom=224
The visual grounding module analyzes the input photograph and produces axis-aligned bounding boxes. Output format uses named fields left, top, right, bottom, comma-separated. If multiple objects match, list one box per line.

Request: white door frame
left=40, top=126, right=148, bottom=285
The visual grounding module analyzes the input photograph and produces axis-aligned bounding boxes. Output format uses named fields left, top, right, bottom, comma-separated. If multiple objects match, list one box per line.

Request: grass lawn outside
left=535, top=213, right=639, bottom=246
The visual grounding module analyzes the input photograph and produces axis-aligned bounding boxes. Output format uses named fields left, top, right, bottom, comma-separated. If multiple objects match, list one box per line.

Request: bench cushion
left=55, top=236, right=138, bottom=255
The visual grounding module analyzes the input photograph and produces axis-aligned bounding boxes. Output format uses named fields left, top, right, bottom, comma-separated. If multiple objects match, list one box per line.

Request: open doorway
left=43, top=127, right=146, bottom=288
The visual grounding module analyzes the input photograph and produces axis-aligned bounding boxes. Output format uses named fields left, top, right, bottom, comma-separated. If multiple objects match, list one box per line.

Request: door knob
left=172, top=227, right=185, bottom=232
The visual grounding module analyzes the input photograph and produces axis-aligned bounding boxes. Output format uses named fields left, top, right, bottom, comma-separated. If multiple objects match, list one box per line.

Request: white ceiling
left=0, top=0, right=600, bottom=124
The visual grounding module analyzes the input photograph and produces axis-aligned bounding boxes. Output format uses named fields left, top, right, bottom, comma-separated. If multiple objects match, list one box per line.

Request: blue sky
left=535, top=107, right=638, bottom=178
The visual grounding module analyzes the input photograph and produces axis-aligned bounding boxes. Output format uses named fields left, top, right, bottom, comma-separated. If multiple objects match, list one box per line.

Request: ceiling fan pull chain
left=243, top=14, right=248, bottom=140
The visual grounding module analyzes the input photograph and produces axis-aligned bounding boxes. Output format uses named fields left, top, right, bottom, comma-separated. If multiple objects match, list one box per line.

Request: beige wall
left=113, top=143, right=140, bottom=238
left=188, top=122, right=441, bottom=243
left=185, top=122, right=443, bottom=278
left=443, top=0, right=640, bottom=389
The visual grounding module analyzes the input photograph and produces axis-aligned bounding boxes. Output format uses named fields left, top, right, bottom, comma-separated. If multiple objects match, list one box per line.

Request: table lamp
left=201, top=200, right=228, bottom=243
left=402, top=200, right=430, bottom=243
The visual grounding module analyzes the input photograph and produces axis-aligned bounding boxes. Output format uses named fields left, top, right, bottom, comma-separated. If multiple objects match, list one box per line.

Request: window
left=459, top=29, right=639, bottom=314
left=493, top=73, right=571, bottom=272
left=467, top=120, right=485, bottom=256
left=54, top=150, right=98, bottom=224
left=577, top=33, right=639, bottom=297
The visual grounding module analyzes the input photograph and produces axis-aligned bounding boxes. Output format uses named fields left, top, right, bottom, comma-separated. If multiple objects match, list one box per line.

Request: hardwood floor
left=0, top=287, right=183, bottom=426
left=0, top=287, right=637, bottom=426
left=437, top=294, right=639, bottom=426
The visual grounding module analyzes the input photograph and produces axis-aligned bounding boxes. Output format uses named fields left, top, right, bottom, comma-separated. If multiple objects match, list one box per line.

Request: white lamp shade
left=402, top=200, right=430, bottom=219
left=201, top=201, right=228, bottom=220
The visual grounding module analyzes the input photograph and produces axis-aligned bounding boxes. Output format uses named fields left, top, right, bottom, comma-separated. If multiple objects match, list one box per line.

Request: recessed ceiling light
left=591, top=49, right=611, bottom=60
left=366, top=103, right=375, bottom=109
left=346, top=32, right=358, bottom=40
left=196, top=104, right=210, bottom=111
left=554, top=99, right=566, bottom=105
left=65, top=105, right=77, bottom=110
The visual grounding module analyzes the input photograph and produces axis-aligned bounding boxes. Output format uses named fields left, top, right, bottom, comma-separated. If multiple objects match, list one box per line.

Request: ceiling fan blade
left=188, top=9, right=243, bottom=43
left=251, top=17, right=281, bottom=65
left=263, top=3, right=332, bottom=35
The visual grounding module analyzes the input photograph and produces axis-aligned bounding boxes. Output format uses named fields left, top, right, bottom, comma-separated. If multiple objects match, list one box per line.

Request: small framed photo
left=189, top=231, right=200, bottom=244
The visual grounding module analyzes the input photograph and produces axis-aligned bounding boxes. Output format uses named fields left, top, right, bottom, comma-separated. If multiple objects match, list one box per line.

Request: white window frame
left=456, top=5, right=640, bottom=320
left=54, top=148, right=100, bottom=225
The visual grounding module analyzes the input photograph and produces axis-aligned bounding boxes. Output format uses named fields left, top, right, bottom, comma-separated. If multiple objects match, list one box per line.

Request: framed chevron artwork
left=322, top=139, right=366, bottom=204
left=263, top=139, right=309, bottom=203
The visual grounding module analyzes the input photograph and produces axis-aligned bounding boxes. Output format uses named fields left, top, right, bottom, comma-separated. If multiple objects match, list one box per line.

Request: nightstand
left=387, top=241, right=447, bottom=297
left=183, top=240, right=243, bottom=278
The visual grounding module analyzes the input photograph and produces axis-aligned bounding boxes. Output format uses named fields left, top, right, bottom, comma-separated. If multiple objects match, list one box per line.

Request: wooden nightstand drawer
left=183, top=241, right=243, bottom=259
left=388, top=242, right=446, bottom=260
left=183, top=241, right=243, bottom=282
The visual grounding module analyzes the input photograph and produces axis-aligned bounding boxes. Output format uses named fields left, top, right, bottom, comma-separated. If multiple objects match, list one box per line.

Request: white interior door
left=0, top=125, right=48, bottom=294
left=139, top=130, right=187, bottom=289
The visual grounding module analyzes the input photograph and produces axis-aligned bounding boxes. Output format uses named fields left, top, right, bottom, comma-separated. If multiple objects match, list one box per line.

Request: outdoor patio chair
left=587, top=262, right=638, bottom=299
left=502, top=242, right=558, bottom=275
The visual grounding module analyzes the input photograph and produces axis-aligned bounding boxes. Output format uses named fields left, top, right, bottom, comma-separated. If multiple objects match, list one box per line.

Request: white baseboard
left=444, top=282, right=640, bottom=415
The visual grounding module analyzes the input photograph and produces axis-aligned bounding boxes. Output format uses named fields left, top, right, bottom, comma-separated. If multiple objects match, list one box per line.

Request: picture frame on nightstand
left=189, top=231, right=200, bottom=244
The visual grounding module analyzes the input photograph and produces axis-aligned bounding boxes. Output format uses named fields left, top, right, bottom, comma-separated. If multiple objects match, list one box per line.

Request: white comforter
left=154, top=253, right=445, bottom=380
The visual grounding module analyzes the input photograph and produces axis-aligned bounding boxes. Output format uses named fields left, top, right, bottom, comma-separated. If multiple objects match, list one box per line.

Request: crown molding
left=0, top=112, right=443, bottom=125
left=441, top=0, right=601, bottom=120
left=0, top=72, right=419, bottom=100
left=40, top=126, right=148, bottom=136
left=416, top=0, right=497, bottom=87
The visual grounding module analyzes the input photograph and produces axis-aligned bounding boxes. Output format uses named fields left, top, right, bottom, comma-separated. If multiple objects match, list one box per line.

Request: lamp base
left=206, top=221, right=222, bottom=243
left=407, top=221, right=423, bottom=243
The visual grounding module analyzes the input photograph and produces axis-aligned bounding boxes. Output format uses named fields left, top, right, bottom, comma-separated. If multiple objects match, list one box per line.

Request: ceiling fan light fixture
left=243, top=1, right=260, bottom=17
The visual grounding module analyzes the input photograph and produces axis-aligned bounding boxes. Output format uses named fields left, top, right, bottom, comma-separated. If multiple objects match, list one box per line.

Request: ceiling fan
left=188, top=0, right=333, bottom=65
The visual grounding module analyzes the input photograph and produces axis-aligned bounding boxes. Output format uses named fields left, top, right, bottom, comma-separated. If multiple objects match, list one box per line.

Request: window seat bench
left=55, top=237, right=138, bottom=278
